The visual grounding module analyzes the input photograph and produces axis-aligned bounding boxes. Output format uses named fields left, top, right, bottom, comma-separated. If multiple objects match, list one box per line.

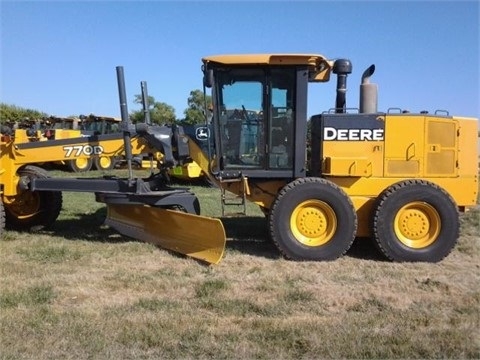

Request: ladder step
left=219, top=175, right=247, bottom=217
left=223, top=198, right=245, bottom=206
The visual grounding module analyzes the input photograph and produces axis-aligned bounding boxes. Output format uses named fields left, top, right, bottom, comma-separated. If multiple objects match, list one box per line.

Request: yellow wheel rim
left=75, top=158, right=90, bottom=170
left=290, top=200, right=337, bottom=246
left=6, top=192, right=41, bottom=220
left=394, top=201, right=441, bottom=248
left=98, top=156, right=112, bottom=169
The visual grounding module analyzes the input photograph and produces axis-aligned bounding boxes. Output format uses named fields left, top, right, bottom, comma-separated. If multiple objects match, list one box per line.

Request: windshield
left=213, top=67, right=296, bottom=172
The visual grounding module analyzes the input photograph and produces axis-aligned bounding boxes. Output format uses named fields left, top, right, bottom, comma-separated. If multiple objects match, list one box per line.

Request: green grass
left=0, top=169, right=479, bottom=359
left=0, top=284, right=55, bottom=308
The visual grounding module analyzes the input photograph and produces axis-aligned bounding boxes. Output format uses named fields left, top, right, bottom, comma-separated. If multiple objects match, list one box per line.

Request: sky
left=1, top=0, right=479, bottom=120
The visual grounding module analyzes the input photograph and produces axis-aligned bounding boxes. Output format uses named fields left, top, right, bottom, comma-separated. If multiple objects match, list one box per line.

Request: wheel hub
left=397, top=209, right=429, bottom=239
left=6, top=192, right=41, bottom=219
left=291, top=200, right=337, bottom=247
left=76, top=158, right=90, bottom=169
left=297, top=207, right=326, bottom=237
left=394, top=202, right=441, bottom=248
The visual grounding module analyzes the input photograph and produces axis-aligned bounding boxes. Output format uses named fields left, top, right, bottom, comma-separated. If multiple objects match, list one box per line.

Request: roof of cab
left=202, top=53, right=329, bottom=65
left=202, top=54, right=334, bottom=82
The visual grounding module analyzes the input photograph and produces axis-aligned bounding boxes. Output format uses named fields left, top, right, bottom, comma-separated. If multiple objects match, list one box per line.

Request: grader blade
left=105, top=203, right=226, bottom=264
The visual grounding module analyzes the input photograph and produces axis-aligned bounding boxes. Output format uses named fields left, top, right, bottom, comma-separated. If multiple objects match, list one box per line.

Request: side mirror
left=203, top=67, right=213, bottom=88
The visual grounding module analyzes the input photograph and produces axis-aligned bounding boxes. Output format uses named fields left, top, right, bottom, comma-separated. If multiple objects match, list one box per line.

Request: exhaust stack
left=333, top=59, right=352, bottom=113
left=359, top=64, right=378, bottom=113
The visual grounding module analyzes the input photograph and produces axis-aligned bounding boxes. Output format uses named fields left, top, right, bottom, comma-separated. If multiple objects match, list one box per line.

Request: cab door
left=212, top=66, right=303, bottom=178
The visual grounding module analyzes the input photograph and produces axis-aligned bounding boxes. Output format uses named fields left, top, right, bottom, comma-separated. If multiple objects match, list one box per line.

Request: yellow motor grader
left=9, top=115, right=123, bottom=172
left=0, top=56, right=478, bottom=265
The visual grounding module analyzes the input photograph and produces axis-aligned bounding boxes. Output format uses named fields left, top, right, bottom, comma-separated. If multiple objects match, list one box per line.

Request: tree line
left=0, top=89, right=211, bottom=127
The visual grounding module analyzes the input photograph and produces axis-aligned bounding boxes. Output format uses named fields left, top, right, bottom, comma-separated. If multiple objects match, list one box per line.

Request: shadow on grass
left=38, top=209, right=384, bottom=262
left=41, top=208, right=132, bottom=244
left=168, top=177, right=216, bottom=188
left=220, top=216, right=386, bottom=262
left=221, top=216, right=280, bottom=260
left=347, top=237, right=385, bottom=261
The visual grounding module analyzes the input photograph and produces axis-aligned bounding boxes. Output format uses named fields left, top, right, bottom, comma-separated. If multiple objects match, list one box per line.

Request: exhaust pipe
left=333, top=59, right=352, bottom=113
left=359, top=64, right=378, bottom=113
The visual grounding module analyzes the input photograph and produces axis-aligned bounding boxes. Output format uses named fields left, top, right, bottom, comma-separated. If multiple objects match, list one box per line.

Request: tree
left=0, top=103, right=47, bottom=126
left=182, top=90, right=212, bottom=125
left=130, top=95, right=176, bottom=125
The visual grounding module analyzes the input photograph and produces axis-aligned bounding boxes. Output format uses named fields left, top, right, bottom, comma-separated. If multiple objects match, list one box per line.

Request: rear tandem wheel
left=269, top=177, right=357, bottom=261
left=67, top=157, right=93, bottom=172
left=93, top=156, right=116, bottom=171
left=5, top=165, right=63, bottom=231
left=372, top=179, right=459, bottom=262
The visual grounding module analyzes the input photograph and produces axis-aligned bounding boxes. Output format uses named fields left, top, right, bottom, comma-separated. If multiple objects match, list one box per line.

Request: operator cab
left=202, top=54, right=334, bottom=179
left=212, top=67, right=296, bottom=174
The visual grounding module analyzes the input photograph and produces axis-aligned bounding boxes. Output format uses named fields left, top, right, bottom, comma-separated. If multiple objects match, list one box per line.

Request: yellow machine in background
left=9, top=115, right=124, bottom=172
left=50, top=114, right=122, bottom=171
left=79, top=114, right=121, bottom=135
left=1, top=56, right=477, bottom=265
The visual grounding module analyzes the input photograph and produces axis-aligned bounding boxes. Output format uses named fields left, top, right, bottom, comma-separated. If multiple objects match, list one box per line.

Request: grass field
left=1, top=170, right=479, bottom=359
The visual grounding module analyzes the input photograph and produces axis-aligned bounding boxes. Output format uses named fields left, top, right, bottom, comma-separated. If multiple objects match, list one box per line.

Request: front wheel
left=5, top=165, right=63, bottom=231
left=269, top=177, right=357, bottom=261
left=372, top=180, right=459, bottom=262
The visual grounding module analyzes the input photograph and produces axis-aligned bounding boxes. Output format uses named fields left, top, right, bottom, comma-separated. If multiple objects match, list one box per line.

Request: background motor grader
left=3, top=115, right=124, bottom=173
left=1, top=55, right=478, bottom=265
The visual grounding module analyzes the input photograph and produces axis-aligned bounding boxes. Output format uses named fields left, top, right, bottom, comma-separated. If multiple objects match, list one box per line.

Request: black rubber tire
left=269, top=177, right=357, bottom=261
left=5, top=165, right=63, bottom=231
left=93, top=156, right=116, bottom=171
left=67, top=158, right=93, bottom=172
left=372, top=179, right=459, bottom=262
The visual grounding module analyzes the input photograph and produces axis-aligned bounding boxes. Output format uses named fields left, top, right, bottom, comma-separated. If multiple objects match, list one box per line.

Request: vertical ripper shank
left=116, top=66, right=134, bottom=180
